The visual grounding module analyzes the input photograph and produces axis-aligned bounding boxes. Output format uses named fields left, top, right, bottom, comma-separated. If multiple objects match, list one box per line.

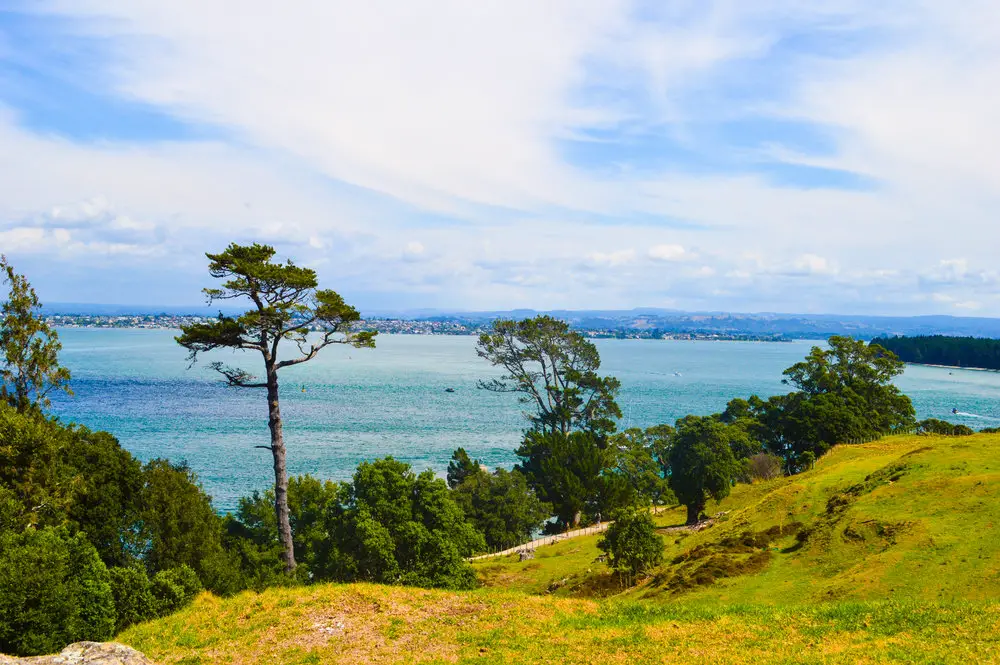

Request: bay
left=48, top=329, right=1000, bottom=512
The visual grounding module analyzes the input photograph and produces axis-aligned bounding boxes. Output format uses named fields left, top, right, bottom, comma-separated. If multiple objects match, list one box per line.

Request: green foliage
left=225, top=461, right=484, bottom=590
left=176, top=243, right=376, bottom=378
left=453, top=466, right=549, bottom=551
left=0, top=403, right=72, bottom=529
left=109, top=566, right=156, bottom=633
left=350, top=458, right=484, bottom=588
left=150, top=565, right=203, bottom=617
left=140, top=459, right=239, bottom=594
left=446, top=447, right=479, bottom=489
left=738, top=337, right=915, bottom=464
left=0, top=256, right=71, bottom=413
left=517, top=430, right=632, bottom=530
left=0, top=402, right=144, bottom=566
left=797, top=451, right=816, bottom=472
left=0, top=527, right=115, bottom=657
left=918, top=419, right=975, bottom=436
left=877, top=335, right=1000, bottom=370
left=668, top=416, right=740, bottom=525
left=476, top=315, right=621, bottom=437
left=60, top=428, right=145, bottom=567
left=609, top=427, right=675, bottom=509
left=598, top=508, right=664, bottom=584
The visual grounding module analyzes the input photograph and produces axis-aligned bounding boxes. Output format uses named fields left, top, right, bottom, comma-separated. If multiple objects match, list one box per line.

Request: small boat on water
left=444, top=387, right=456, bottom=393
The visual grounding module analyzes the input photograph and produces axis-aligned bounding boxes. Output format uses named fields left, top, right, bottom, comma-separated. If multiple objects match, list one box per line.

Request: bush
left=453, top=466, right=549, bottom=551
left=0, top=528, right=115, bottom=656
left=150, top=565, right=203, bottom=617
left=108, top=566, right=156, bottom=633
left=141, top=459, right=240, bottom=594
left=918, top=419, right=975, bottom=436
left=598, top=509, right=664, bottom=586
left=746, top=453, right=784, bottom=481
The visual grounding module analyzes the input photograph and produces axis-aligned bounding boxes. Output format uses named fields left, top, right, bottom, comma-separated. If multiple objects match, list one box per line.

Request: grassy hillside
left=476, top=432, right=1000, bottom=604
left=118, top=433, right=1000, bottom=664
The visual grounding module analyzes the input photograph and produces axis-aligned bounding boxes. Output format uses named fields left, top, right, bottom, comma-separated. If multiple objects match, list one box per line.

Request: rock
left=0, top=642, right=156, bottom=665
left=519, top=550, right=535, bottom=561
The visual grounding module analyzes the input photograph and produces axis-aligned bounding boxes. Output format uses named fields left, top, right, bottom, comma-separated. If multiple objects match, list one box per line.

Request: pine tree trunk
left=266, top=368, right=296, bottom=573
left=685, top=502, right=701, bottom=526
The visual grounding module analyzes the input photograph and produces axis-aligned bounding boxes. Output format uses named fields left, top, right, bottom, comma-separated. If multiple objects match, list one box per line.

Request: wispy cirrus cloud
left=0, top=1, right=997, bottom=313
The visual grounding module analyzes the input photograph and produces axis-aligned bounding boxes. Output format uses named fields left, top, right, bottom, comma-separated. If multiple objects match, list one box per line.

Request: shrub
left=746, top=453, right=784, bottom=481
left=141, top=459, right=240, bottom=594
left=150, top=565, right=203, bottom=617
left=108, top=566, right=156, bottom=633
left=918, top=419, right=974, bottom=436
left=598, top=508, right=664, bottom=586
left=0, top=528, right=115, bottom=656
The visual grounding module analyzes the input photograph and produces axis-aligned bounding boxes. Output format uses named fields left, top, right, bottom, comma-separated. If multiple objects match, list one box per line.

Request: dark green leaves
left=477, top=315, right=620, bottom=437
left=177, top=242, right=376, bottom=377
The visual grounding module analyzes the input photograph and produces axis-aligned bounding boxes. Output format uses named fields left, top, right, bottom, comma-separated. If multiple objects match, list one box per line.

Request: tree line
left=876, top=335, right=1000, bottom=371
left=0, top=246, right=930, bottom=656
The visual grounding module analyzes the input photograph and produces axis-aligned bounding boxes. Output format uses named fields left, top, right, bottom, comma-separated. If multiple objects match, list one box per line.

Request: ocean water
left=48, top=330, right=1000, bottom=512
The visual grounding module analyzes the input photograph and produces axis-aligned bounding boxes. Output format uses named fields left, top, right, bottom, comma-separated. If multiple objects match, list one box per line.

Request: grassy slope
left=120, top=434, right=1000, bottom=664
left=476, top=433, right=1000, bottom=605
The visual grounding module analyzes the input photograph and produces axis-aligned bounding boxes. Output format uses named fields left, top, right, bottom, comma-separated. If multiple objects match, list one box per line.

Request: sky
left=0, top=1, right=998, bottom=315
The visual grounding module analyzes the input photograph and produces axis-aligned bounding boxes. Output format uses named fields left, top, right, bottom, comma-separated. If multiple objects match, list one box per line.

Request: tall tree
left=476, top=315, right=621, bottom=438
left=176, top=243, right=375, bottom=573
left=668, top=416, right=739, bottom=525
left=746, top=336, right=916, bottom=463
left=0, top=256, right=71, bottom=412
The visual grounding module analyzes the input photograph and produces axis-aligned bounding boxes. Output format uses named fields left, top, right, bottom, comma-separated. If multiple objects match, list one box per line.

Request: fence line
left=468, top=522, right=611, bottom=562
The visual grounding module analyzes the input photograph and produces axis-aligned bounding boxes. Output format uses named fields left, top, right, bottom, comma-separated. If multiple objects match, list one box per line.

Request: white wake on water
left=954, top=411, right=1000, bottom=421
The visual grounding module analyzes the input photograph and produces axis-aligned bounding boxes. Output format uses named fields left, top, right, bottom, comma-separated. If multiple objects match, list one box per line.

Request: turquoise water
left=48, top=330, right=1000, bottom=512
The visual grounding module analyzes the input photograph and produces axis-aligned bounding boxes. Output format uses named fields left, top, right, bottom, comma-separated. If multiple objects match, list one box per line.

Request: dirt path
left=469, top=512, right=724, bottom=562
left=468, top=523, right=610, bottom=562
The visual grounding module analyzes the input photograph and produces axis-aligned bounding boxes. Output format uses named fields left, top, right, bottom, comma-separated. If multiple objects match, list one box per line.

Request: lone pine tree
left=176, top=243, right=375, bottom=573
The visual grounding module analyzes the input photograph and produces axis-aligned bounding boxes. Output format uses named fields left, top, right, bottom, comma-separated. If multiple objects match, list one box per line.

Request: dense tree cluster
left=0, top=401, right=230, bottom=655
left=877, top=335, right=1000, bottom=371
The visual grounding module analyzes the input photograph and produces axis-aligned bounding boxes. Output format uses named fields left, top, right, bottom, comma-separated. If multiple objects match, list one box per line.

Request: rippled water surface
left=49, top=330, right=1000, bottom=511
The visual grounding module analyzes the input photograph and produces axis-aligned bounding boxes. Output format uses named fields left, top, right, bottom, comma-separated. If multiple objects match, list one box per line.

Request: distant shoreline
left=907, top=362, right=1000, bottom=373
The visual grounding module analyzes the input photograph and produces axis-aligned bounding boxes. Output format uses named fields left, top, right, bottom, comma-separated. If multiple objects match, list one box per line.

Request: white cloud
left=792, top=254, right=837, bottom=276
left=587, top=249, right=636, bottom=267
left=0, top=1, right=999, bottom=312
left=648, top=244, right=689, bottom=261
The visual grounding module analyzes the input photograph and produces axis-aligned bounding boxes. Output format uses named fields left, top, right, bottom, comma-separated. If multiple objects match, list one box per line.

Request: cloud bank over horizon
left=1, top=1, right=998, bottom=314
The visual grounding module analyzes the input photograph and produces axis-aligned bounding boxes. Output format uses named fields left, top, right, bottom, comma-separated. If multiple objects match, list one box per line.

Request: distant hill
left=116, top=433, right=1000, bottom=664
left=42, top=303, right=1000, bottom=339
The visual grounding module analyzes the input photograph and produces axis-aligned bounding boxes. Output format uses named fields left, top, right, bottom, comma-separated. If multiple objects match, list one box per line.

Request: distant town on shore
left=43, top=306, right=1000, bottom=341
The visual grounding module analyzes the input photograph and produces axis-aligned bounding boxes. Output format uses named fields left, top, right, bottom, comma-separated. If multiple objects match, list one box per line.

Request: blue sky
left=1, top=1, right=999, bottom=314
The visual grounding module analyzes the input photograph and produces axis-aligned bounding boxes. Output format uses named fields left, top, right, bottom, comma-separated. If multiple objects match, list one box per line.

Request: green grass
left=118, top=433, right=1000, bottom=663
left=476, top=433, right=1000, bottom=605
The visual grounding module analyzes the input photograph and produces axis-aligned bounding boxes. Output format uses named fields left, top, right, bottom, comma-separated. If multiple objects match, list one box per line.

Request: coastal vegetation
left=0, top=251, right=989, bottom=660
left=877, top=334, right=1000, bottom=370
